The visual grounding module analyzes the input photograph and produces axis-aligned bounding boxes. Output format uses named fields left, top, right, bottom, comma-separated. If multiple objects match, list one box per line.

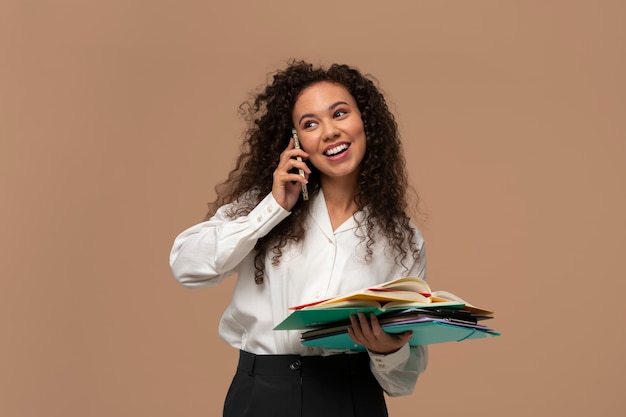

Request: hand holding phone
left=292, top=128, right=309, bottom=200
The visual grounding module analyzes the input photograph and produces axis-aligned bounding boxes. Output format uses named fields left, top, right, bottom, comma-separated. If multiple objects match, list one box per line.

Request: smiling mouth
left=324, top=143, right=350, bottom=157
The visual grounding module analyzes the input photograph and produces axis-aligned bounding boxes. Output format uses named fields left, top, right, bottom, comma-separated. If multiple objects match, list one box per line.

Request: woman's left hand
left=348, top=312, right=413, bottom=355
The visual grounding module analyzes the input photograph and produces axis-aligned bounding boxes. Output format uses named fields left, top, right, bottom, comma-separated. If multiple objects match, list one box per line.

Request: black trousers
left=223, top=350, right=388, bottom=417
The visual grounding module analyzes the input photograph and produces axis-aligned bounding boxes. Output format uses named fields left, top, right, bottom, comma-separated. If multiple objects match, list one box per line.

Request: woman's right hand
left=272, top=138, right=310, bottom=211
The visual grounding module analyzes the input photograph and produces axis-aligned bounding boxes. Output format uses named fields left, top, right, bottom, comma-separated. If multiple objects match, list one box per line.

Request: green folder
left=301, top=319, right=501, bottom=351
left=273, top=302, right=465, bottom=331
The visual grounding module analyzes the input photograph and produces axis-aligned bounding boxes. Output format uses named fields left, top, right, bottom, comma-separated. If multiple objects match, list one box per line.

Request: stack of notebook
left=274, top=276, right=500, bottom=351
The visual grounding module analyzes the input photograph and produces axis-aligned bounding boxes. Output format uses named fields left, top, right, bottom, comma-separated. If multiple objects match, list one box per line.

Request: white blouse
left=170, top=191, right=428, bottom=396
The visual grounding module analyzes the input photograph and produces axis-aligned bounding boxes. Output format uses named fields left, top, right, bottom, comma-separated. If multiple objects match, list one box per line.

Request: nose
left=322, top=121, right=340, bottom=141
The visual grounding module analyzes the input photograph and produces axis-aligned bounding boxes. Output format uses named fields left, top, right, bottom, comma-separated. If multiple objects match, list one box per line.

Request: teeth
left=325, top=144, right=348, bottom=156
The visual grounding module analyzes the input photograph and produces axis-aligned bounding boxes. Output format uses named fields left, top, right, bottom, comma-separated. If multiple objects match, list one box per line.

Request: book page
left=316, top=289, right=429, bottom=306
left=377, top=276, right=431, bottom=294
left=432, top=290, right=493, bottom=315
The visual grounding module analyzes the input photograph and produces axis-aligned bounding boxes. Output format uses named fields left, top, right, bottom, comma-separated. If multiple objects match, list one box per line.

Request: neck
left=321, top=174, right=358, bottom=205
left=320, top=175, right=360, bottom=230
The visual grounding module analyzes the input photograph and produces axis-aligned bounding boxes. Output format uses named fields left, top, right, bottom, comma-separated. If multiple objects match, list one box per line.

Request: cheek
left=302, top=147, right=325, bottom=171
left=306, top=154, right=324, bottom=170
left=349, top=118, right=366, bottom=138
left=298, top=136, right=316, bottom=154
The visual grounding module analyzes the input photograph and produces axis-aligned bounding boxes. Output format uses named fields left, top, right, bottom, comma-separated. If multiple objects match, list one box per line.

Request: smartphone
left=291, top=128, right=309, bottom=200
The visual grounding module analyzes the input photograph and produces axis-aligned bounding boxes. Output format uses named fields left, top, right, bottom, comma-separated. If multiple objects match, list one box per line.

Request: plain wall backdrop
left=1, top=1, right=625, bottom=416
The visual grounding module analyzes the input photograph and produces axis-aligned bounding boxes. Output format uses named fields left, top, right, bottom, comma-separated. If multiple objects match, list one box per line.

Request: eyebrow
left=298, top=101, right=350, bottom=125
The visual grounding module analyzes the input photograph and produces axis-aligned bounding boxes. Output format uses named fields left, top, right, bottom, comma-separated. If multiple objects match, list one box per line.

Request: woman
left=170, top=61, right=427, bottom=417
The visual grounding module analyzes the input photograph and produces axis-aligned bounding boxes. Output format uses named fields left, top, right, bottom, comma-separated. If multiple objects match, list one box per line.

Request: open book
left=275, top=276, right=493, bottom=331
left=293, top=276, right=434, bottom=308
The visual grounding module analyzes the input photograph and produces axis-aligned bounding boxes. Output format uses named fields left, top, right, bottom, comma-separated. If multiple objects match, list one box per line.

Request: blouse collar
left=309, top=189, right=367, bottom=237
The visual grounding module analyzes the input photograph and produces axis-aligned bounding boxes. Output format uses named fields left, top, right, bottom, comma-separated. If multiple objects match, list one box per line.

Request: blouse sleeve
left=368, top=344, right=428, bottom=396
left=169, top=193, right=290, bottom=288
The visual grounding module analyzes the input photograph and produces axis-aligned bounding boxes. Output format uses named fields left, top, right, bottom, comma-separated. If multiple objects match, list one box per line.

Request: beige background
left=1, top=1, right=625, bottom=416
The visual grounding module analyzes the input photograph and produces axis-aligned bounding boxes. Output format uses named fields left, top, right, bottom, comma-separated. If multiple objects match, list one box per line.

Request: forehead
left=293, top=81, right=357, bottom=111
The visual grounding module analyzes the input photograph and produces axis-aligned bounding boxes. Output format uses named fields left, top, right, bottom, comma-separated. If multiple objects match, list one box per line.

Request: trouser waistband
left=237, top=350, right=372, bottom=377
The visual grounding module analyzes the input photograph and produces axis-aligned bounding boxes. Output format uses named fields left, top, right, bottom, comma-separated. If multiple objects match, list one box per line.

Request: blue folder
left=300, top=319, right=500, bottom=351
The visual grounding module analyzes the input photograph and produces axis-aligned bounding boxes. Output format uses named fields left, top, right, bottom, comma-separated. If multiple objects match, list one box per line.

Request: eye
left=333, top=109, right=348, bottom=118
left=303, top=120, right=318, bottom=129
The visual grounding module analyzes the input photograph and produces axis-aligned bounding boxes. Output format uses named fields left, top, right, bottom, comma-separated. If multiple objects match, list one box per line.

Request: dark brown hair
left=206, top=60, right=421, bottom=283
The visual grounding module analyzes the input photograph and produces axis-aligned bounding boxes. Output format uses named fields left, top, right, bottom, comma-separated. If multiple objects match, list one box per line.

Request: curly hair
left=206, top=60, right=421, bottom=284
